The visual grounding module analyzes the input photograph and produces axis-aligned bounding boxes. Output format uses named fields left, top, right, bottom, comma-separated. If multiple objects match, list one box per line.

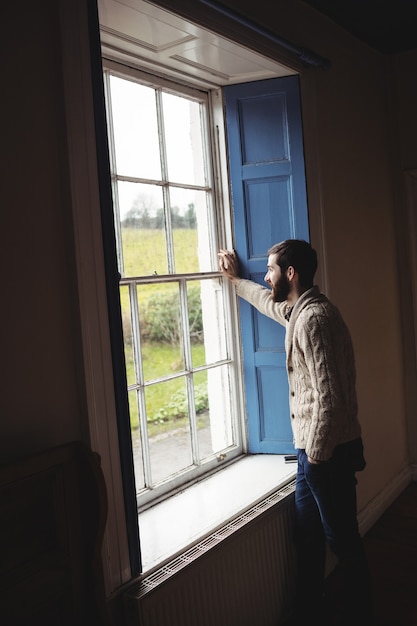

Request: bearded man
left=218, top=240, right=373, bottom=626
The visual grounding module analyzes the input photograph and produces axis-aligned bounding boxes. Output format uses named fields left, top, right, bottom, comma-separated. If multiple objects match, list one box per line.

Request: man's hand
left=218, top=249, right=240, bottom=284
left=307, top=456, right=322, bottom=464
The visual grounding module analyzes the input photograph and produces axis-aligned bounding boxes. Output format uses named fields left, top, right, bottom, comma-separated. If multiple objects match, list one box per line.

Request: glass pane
left=162, top=92, right=205, bottom=186
left=120, top=285, right=136, bottom=387
left=118, top=182, right=167, bottom=277
left=170, top=187, right=212, bottom=273
left=130, top=391, right=145, bottom=491
left=146, top=379, right=193, bottom=484
left=187, top=281, right=204, bottom=365
left=139, top=283, right=184, bottom=381
left=198, top=364, right=234, bottom=458
left=109, top=75, right=161, bottom=180
left=194, top=370, right=211, bottom=457
left=190, top=278, right=227, bottom=367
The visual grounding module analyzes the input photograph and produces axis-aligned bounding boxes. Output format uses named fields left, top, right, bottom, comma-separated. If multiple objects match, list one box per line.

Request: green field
left=121, top=227, right=200, bottom=278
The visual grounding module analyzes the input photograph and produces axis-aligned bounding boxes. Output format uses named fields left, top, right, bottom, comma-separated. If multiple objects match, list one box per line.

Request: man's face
left=264, top=254, right=290, bottom=302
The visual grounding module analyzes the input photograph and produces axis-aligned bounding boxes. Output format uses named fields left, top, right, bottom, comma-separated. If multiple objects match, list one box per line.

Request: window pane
left=120, top=285, right=136, bottom=387
left=162, top=92, right=205, bottom=186
left=187, top=281, right=203, bottom=360
left=203, top=365, right=234, bottom=455
left=193, top=278, right=228, bottom=367
left=194, top=366, right=234, bottom=459
left=139, top=284, right=184, bottom=381
left=118, top=182, right=168, bottom=277
left=110, top=75, right=161, bottom=180
left=194, top=370, right=211, bottom=456
left=130, top=390, right=145, bottom=491
left=146, top=378, right=193, bottom=484
left=170, top=187, right=212, bottom=273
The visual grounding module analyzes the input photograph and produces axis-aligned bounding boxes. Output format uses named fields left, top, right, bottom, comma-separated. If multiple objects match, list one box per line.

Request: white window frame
left=102, top=61, right=247, bottom=507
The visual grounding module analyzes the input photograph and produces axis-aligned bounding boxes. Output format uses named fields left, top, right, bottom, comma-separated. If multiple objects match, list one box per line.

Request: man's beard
left=272, top=273, right=290, bottom=302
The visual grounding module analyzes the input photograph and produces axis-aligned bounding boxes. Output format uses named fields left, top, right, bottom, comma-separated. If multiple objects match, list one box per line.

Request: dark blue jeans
left=293, top=439, right=372, bottom=622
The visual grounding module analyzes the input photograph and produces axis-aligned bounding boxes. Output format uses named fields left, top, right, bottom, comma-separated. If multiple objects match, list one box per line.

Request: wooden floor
left=326, top=481, right=417, bottom=625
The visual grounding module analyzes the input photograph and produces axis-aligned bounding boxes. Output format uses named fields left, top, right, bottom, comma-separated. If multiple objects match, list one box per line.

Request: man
left=218, top=240, right=373, bottom=625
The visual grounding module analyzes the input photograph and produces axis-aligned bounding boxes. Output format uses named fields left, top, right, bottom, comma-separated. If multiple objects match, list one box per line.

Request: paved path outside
left=132, top=425, right=212, bottom=486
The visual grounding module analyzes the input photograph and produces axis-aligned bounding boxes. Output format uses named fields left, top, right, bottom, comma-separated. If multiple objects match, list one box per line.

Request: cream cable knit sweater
left=236, top=280, right=362, bottom=461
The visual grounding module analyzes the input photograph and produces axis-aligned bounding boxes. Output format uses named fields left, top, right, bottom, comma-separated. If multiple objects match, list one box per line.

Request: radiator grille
left=125, top=480, right=296, bottom=626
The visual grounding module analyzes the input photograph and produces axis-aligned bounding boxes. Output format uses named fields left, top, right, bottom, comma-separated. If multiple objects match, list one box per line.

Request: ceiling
left=98, top=0, right=295, bottom=88
left=98, top=0, right=417, bottom=89
left=303, top=0, right=417, bottom=55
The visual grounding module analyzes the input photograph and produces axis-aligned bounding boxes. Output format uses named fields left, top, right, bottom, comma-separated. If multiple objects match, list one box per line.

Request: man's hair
left=268, top=239, right=317, bottom=287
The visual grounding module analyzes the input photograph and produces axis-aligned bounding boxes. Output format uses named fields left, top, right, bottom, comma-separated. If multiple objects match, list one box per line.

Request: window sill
left=138, top=454, right=297, bottom=573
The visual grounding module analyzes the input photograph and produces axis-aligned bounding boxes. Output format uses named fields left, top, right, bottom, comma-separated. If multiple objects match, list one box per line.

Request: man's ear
left=287, top=266, right=296, bottom=281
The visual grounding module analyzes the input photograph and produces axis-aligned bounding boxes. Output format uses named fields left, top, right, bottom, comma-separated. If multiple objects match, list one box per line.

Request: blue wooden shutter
left=224, top=75, right=310, bottom=453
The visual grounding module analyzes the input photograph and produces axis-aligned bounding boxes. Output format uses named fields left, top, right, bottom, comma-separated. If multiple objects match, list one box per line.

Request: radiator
left=124, top=480, right=297, bottom=626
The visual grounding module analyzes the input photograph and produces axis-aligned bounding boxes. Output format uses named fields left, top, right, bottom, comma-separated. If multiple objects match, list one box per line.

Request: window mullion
left=129, top=282, right=153, bottom=486
left=187, top=376, right=199, bottom=464
left=155, top=89, right=175, bottom=274
left=179, top=279, right=200, bottom=463
left=200, top=99, right=218, bottom=269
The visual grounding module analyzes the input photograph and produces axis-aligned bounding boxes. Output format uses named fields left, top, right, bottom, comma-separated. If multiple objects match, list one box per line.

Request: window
left=103, top=66, right=243, bottom=507
left=62, top=0, right=316, bottom=590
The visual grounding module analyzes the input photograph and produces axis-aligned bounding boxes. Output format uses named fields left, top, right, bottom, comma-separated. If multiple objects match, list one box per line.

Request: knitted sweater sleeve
left=235, top=279, right=287, bottom=327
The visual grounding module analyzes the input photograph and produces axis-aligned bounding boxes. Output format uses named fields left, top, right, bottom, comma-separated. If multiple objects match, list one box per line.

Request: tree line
left=122, top=203, right=196, bottom=229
